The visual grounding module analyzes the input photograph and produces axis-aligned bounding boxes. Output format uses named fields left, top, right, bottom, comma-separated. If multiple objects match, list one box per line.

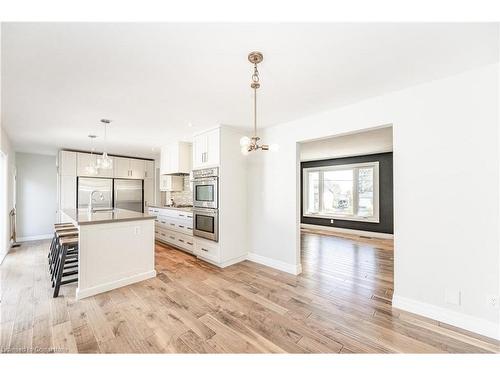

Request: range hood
left=160, top=141, right=192, bottom=175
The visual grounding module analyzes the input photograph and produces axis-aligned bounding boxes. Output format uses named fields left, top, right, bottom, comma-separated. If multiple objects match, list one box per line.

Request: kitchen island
left=62, top=208, right=156, bottom=300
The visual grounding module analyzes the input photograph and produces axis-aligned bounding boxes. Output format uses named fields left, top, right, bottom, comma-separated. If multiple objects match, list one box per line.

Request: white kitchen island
left=62, top=208, right=156, bottom=300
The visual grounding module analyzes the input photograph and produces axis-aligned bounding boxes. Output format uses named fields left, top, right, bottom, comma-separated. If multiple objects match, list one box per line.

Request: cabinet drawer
left=149, top=207, right=159, bottom=215
left=194, top=240, right=220, bottom=263
left=176, top=233, right=194, bottom=253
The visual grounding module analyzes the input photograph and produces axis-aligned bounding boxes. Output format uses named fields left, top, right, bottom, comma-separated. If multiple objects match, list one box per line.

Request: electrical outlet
left=487, top=295, right=500, bottom=309
left=330, top=219, right=334, bottom=224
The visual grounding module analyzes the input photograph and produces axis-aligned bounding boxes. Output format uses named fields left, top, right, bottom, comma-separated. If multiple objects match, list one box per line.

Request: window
left=303, top=161, right=379, bottom=222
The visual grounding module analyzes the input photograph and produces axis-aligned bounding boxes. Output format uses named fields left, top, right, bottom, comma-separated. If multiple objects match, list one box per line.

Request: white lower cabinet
left=149, top=207, right=194, bottom=254
left=194, top=238, right=221, bottom=264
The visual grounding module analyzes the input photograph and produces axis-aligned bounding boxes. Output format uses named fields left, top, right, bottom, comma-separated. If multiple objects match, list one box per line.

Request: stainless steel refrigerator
left=113, top=179, right=143, bottom=213
left=77, top=177, right=143, bottom=213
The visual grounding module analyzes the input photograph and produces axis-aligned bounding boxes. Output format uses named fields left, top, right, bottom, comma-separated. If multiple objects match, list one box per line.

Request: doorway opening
left=298, top=126, right=394, bottom=304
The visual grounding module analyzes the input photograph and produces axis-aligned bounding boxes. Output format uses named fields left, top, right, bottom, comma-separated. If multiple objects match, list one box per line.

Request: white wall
left=15, top=152, right=57, bottom=241
left=247, top=64, right=500, bottom=339
left=0, top=128, right=15, bottom=262
left=300, top=126, right=393, bottom=161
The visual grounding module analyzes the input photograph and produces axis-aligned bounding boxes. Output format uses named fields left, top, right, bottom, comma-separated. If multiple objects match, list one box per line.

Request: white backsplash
left=161, top=175, right=193, bottom=206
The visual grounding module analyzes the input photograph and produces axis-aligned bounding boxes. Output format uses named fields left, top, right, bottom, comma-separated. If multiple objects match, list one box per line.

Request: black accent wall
left=301, top=152, right=393, bottom=234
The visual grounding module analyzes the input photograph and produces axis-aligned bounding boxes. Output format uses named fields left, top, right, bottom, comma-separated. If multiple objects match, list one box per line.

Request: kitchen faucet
left=88, top=190, right=104, bottom=213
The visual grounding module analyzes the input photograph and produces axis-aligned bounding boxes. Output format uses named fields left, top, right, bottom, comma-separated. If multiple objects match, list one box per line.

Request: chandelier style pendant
left=96, top=119, right=113, bottom=169
left=240, top=52, right=278, bottom=155
left=85, top=134, right=99, bottom=175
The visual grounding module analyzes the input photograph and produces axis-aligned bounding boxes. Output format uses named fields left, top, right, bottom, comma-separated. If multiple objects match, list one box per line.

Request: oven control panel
left=193, top=167, right=219, bottom=179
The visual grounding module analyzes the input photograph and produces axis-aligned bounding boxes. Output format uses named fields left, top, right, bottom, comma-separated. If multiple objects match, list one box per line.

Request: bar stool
left=48, top=225, right=77, bottom=269
left=49, top=228, right=79, bottom=277
left=53, top=235, right=79, bottom=298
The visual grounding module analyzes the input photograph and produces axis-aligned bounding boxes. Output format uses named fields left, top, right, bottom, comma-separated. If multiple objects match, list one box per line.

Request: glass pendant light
left=97, top=119, right=113, bottom=169
left=85, top=135, right=99, bottom=175
left=240, top=51, right=279, bottom=155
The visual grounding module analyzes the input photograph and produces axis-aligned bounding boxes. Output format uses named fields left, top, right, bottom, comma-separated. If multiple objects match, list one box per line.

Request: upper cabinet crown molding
left=160, top=141, right=192, bottom=175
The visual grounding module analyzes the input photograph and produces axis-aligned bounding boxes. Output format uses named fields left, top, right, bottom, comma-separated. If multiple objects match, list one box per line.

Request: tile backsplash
left=161, top=175, right=193, bottom=206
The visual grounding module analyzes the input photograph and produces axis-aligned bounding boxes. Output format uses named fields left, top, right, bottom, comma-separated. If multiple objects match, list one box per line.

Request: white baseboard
left=220, top=254, right=250, bottom=268
left=392, top=294, right=500, bottom=340
left=301, top=223, right=394, bottom=239
left=76, top=270, right=157, bottom=300
left=247, top=252, right=302, bottom=275
left=17, top=234, right=53, bottom=242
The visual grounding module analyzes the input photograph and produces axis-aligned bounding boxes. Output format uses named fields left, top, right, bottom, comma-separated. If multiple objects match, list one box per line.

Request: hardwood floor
left=1, top=233, right=499, bottom=353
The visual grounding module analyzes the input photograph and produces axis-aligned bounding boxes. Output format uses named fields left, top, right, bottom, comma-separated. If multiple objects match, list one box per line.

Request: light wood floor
left=1, top=233, right=499, bottom=353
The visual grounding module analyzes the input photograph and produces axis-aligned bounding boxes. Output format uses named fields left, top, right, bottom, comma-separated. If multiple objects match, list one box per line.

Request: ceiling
left=1, top=23, right=498, bottom=158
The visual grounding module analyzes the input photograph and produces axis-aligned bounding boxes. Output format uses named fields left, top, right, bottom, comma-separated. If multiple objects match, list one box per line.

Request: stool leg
left=53, top=244, right=68, bottom=298
left=48, top=235, right=56, bottom=266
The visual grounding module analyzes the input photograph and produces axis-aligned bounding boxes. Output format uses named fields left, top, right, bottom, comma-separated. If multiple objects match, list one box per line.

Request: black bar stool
left=49, top=228, right=79, bottom=277
left=53, top=235, right=79, bottom=298
left=49, top=226, right=77, bottom=270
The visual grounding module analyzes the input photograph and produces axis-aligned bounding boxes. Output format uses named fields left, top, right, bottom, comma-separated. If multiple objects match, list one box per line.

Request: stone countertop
left=63, top=208, right=156, bottom=226
left=147, top=205, right=193, bottom=213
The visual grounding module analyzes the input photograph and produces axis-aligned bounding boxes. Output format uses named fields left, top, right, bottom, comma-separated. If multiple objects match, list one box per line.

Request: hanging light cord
left=251, top=63, right=260, bottom=139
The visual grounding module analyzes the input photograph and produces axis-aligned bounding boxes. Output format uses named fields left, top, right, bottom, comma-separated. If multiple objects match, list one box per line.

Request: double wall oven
left=192, top=167, right=219, bottom=242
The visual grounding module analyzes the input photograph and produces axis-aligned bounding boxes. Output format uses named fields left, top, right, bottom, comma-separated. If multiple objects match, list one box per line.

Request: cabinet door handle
left=161, top=221, right=166, bottom=224
left=178, top=239, right=184, bottom=243
left=187, top=242, right=193, bottom=245
left=187, top=227, right=192, bottom=230
left=170, top=223, right=175, bottom=226
left=169, top=236, right=175, bottom=240
left=179, top=225, right=185, bottom=228
left=161, top=233, right=165, bottom=236
left=201, top=248, right=209, bottom=252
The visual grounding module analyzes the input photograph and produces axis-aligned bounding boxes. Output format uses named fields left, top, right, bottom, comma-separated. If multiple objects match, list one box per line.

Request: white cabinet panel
left=130, top=159, right=145, bottom=179
left=145, top=161, right=155, bottom=179
left=144, top=178, right=154, bottom=209
left=77, top=153, right=97, bottom=177
left=194, top=239, right=221, bottom=263
left=192, top=128, right=219, bottom=170
left=113, top=157, right=131, bottom=178
left=59, top=151, right=77, bottom=176
left=77, top=152, right=112, bottom=177
left=206, top=128, right=220, bottom=166
left=60, top=175, right=77, bottom=210
left=160, top=142, right=191, bottom=175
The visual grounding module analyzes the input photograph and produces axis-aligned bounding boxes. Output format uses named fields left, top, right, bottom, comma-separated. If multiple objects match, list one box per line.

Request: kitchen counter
left=60, top=208, right=156, bottom=300
left=147, top=204, right=193, bottom=212
left=63, top=208, right=155, bottom=226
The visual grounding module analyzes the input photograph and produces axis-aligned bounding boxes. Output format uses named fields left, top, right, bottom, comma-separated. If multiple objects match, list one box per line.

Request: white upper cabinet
left=77, top=153, right=113, bottom=177
left=59, top=150, right=77, bottom=176
left=192, top=128, right=220, bottom=170
left=113, top=157, right=129, bottom=178
left=130, top=159, right=145, bottom=179
left=144, top=160, right=155, bottom=179
left=113, top=157, right=145, bottom=179
left=160, top=142, right=191, bottom=175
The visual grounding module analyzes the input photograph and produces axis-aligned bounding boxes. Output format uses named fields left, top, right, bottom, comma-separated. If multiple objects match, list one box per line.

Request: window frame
left=302, top=161, right=380, bottom=223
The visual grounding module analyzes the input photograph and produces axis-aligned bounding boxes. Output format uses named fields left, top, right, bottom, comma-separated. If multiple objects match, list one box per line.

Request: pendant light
left=85, top=135, right=98, bottom=175
left=97, top=119, right=113, bottom=169
left=240, top=51, right=279, bottom=155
